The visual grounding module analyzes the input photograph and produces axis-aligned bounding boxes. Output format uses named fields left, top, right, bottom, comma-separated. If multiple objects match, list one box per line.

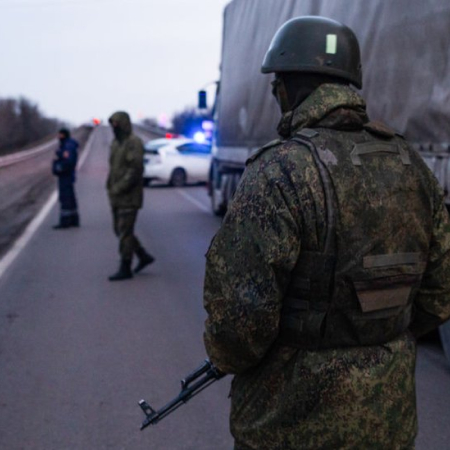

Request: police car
left=143, top=138, right=212, bottom=187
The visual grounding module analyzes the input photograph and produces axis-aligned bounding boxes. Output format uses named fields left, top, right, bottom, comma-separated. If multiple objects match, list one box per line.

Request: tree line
left=0, top=96, right=64, bottom=155
left=141, top=107, right=213, bottom=137
left=170, top=107, right=213, bottom=137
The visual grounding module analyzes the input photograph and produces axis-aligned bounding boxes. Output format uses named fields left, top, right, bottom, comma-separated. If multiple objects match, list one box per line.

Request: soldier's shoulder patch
left=246, top=139, right=284, bottom=165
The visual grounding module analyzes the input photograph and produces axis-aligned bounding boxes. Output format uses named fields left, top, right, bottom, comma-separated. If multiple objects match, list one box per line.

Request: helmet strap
left=273, top=77, right=292, bottom=113
left=279, top=79, right=292, bottom=113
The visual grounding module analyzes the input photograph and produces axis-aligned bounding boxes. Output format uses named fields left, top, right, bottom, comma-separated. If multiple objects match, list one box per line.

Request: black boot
left=108, top=260, right=133, bottom=281
left=53, top=216, right=71, bottom=229
left=71, top=213, right=80, bottom=227
left=134, top=251, right=155, bottom=274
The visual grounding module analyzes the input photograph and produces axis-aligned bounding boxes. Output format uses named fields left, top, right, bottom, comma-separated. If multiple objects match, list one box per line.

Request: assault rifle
left=138, top=359, right=225, bottom=430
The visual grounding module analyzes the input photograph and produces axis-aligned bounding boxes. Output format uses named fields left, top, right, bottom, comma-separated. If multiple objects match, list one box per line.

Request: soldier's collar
left=289, top=84, right=367, bottom=132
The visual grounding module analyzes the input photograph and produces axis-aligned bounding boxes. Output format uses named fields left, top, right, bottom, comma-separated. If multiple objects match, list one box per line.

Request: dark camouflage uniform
left=107, top=112, right=146, bottom=261
left=203, top=84, right=450, bottom=449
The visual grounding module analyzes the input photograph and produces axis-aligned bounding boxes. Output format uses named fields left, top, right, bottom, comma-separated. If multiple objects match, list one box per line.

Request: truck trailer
left=208, top=0, right=450, bottom=215
left=206, top=0, right=450, bottom=359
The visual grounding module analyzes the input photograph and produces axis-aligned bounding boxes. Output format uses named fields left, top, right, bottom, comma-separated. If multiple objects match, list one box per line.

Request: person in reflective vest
left=52, top=128, right=79, bottom=229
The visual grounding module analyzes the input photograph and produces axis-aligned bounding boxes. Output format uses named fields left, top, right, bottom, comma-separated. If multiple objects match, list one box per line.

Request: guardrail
left=0, top=125, right=96, bottom=169
left=412, top=142, right=450, bottom=155
left=134, top=123, right=168, bottom=138
left=0, top=140, right=55, bottom=169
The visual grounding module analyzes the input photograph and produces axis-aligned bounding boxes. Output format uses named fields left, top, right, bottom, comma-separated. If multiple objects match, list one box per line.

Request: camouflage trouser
left=112, top=208, right=145, bottom=261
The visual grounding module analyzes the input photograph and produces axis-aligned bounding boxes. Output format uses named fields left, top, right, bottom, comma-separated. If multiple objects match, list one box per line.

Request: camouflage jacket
left=106, top=112, right=144, bottom=209
left=203, top=84, right=450, bottom=449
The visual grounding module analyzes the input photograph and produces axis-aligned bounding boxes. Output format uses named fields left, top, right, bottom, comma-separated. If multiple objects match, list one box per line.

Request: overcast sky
left=0, top=0, right=230, bottom=126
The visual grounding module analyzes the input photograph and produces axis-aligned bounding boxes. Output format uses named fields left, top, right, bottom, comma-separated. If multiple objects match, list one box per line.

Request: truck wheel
left=170, top=168, right=187, bottom=187
left=211, top=171, right=229, bottom=216
left=211, top=186, right=226, bottom=216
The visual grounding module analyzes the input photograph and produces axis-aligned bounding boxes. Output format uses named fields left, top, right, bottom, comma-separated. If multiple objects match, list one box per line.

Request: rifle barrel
left=139, top=360, right=225, bottom=430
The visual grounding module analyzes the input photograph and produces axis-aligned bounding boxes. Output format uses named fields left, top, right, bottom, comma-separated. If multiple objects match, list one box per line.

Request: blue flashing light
left=193, top=131, right=207, bottom=143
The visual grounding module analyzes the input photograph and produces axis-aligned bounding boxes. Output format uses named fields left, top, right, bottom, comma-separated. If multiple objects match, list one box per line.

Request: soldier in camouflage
left=203, top=17, right=450, bottom=449
left=107, top=111, right=154, bottom=281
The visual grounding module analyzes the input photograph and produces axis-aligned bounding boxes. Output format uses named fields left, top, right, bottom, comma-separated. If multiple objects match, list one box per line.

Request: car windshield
left=145, top=142, right=169, bottom=151
left=177, top=143, right=212, bottom=154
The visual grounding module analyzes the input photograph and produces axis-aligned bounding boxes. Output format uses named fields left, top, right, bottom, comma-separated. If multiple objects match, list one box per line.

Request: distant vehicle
left=143, top=138, right=212, bottom=187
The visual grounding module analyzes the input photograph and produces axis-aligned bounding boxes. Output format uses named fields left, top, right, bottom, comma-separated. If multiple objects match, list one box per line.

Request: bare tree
left=0, top=96, right=64, bottom=154
left=171, top=107, right=212, bottom=137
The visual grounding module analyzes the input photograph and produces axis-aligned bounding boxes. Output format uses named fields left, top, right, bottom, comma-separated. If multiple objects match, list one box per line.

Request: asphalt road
left=0, top=125, right=449, bottom=449
left=0, top=127, right=91, bottom=258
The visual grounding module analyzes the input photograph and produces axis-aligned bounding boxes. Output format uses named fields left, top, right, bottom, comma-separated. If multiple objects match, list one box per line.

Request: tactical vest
left=279, top=124, right=433, bottom=349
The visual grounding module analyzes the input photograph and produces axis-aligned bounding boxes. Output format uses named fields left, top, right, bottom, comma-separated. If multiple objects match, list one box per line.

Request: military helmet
left=261, top=16, right=362, bottom=88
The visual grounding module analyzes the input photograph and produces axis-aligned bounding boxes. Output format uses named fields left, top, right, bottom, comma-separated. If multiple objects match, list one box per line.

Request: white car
left=143, top=138, right=212, bottom=187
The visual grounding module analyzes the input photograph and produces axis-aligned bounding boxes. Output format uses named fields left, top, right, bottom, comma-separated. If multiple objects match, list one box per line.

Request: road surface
left=0, top=126, right=449, bottom=449
left=0, top=127, right=91, bottom=258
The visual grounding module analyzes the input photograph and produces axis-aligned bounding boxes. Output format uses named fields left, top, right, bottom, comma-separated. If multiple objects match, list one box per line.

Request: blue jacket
left=53, top=138, right=79, bottom=180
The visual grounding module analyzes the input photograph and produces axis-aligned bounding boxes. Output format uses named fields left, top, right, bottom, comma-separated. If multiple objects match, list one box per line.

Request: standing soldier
left=203, top=17, right=450, bottom=449
left=52, top=128, right=80, bottom=229
left=107, top=111, right=154, bottom=281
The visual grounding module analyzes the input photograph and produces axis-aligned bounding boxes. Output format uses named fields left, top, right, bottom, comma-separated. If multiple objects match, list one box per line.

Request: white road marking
left=0, top=191, right=58, bottom=279
left=175, top=189, right=211, bottom=213
left=0, top=130, right=97, bottom=280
